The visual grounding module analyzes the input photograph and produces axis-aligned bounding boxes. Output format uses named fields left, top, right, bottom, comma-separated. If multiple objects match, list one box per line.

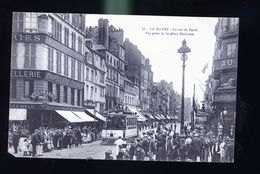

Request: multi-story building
left=87, top=19, right=125, bottom=112
left=10, top=12, right=87, bottom=131
left=211, top=17, right=239, bottom=137
left=83, top=46, right=106, bottom=114
left=124, top=38, right=153, bottom=114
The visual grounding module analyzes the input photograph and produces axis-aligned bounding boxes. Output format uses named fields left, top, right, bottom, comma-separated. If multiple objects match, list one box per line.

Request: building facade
left=124, top=38, right=153, bottom=114
left=211, top=17, right=238, bottom=137
left=10, top=12, right=87, bottom=130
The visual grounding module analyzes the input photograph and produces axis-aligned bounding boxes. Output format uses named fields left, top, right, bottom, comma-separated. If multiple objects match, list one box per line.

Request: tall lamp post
left=178, top=39, right=191, bottom=136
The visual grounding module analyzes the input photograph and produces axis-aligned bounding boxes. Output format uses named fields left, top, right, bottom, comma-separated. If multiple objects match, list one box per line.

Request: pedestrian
left=12, top=130, right=20, bottom=154
left=31, top=129, right=40, bottom=157
left=114, top=136, right=126, bottom=156
left=211, top=137, right=221, bottom=162
left=134, top=143, right=146, bottom=161
left=147, top=136, right=156, bottom=161
left=220, top=138, right=227, bottom=162
left=191, top=133, right=201, bottom=162
left=116, top=145, right=130, bottom=160
left=105, top=150, right=114, bottom=160
left=156, top=134, right=166, bottom=161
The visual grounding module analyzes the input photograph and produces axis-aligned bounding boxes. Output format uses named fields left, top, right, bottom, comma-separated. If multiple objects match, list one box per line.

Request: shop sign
left=12, top=33, right=84, bottom=62
left=214, top=58, right=237, bottom=71
left=214, top=93, right=236, bottom=102
left=10, top=70, right=45, bottom=79
left=45, top=72, right=84, bottom=89
left=30, top=90, right=55, bottom=99
left=12, top=33, right=44, bottom=43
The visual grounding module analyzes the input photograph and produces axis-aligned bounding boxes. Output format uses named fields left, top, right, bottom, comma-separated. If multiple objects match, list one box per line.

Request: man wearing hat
left=134, top=143, right=146, bottom=161
left=12, top=129, right=20, bottom=154
left=191, top=133, right=201, bottom=162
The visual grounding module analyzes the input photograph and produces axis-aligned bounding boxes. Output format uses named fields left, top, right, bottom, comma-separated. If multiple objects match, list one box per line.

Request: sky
left=85, top=14, right=218, bottom=104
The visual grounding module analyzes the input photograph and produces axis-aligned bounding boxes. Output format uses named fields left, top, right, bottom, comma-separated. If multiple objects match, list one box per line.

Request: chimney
left=98, top=18, right=109, bottom=49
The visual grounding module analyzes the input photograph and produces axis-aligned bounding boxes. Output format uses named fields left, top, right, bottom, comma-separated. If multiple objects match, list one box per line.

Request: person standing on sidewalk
left=31, top=129, right=40, bottom=157
left=12, top=130, right=20, bottom=154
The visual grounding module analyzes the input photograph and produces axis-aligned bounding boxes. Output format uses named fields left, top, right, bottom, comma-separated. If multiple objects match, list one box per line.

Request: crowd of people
left=105, top=122, right=235, bottom=162
left=8, top=125, right=102, bottom=157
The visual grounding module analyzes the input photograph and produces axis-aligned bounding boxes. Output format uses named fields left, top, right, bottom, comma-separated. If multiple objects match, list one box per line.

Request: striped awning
left=55, top=110, right=84, bottom=123
left=9, top=108, right=27, bottom=121
left=127, top=106, right=147, bottom=122
left=72, top=111, right=97, bottom=122
left=86, top=109, right=106, bottom=122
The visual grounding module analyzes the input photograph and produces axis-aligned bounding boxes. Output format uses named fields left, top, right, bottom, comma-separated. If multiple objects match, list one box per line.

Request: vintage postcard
left=8, top=13, right=238, bottom=162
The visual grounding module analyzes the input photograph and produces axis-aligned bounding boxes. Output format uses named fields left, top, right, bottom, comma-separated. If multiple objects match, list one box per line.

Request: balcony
left=220, top=24, right=239, bottom=40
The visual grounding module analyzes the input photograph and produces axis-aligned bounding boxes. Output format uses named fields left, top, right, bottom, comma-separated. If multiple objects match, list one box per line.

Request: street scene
left=8, top=13, right=238, bottom=162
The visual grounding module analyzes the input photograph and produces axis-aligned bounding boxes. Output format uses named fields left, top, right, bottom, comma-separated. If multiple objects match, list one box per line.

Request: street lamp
left=178, top=39, right=191, bottom=136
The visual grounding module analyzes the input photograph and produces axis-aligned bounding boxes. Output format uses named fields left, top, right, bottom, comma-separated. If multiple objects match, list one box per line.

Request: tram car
left=101, top=112, right=138, bottom=144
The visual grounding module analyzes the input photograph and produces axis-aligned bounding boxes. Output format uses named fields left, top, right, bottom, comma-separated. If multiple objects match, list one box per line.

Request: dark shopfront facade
left=212, top=88, right=236, bottom=138
left=10, top=69, right=85, bottom=133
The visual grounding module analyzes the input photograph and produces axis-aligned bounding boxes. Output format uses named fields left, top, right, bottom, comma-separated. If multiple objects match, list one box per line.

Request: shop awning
left=126, top=106, right=147, bottom=122
left=159, top=114, right=166, bottom=119
left=86, top=109, right=106, bottom=122
left=166, top=115, right=171, bottom=120
left=9, top=108, right=27, bottom=121
left=72, top=111, right=97, bottom=122
left=55, top=110, right=84, bottom=123
left=155, top=115, right=161, bottom=120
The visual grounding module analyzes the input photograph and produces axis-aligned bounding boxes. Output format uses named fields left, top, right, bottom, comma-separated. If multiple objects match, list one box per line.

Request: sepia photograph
left=8, top=12, right=239, bottom=162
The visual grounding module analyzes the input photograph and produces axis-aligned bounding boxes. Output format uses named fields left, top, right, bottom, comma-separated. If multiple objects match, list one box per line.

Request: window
left=64, top=14, right=69, bottom=21
left=100, top=88, right=104, bottom=97
left=12, top=12, right=24, bottom=32
left=90, top=86, right=94, bottom=100
left=95, top=87, right=97, bottom=93
left=48, top=82, right=52, bottom=102
left=64, top=27, right=69, bottom=46
left=227, top=43, right=237, bottom=57
left=114, top=59, right=116, bottom=67
left=78, top=36, right=82, bottom=54
left=24, top=43, right=36, bottom=68
left=95, top=70, right=98, bottom=78
left=71, top=88, right=75, bottom=105
left=24, top=80, right=34, bottom=98
left=11, top=42, right=17, bottom=68
left=56, top=51, right=61, bottom=74
left=100, top=73, right=105, bottom=83
left=56, top=22, right=62, bottom=42
left=110, top=56, right=112, bottom=64
left=71, top=59, right=75, bottom=79
left=106, top=84, right=109, bottom=95
left=107, top=68, right=109, bottom=79
left=64, top=55, right=69, bottom=76
left=229, top=18, right=239, bottom=30
left=100, top=104, right=104, bottom=114
left=106, top=55, right=109, bottom=62
left=10, top=80, right=16, bottom=99
left=71, top=32, right=76, bottom=50
left=86, top=67, right=89, bottom=81
left=77, top=89, right=81, bottom=106
left=63, top=86, right=67, bottom=103
left=51, top=18, right=62, bottom=41
left=48, top=47, right=54, bottom=71
left=85, top=85, right=89, bottom=99
left=56, top=84, right=60, bottom=103
left=91, top=70, right=94, bottom=82
left=78, top=62, right=82, bottom=81
left=24, top=13, right=37, bottom=33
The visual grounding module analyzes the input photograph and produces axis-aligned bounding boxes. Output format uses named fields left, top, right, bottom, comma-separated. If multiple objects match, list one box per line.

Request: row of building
left=9, top=12, right=181, bottom=131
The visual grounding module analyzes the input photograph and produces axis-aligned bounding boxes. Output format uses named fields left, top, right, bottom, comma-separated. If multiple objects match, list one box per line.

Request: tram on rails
left=101, top=112, right=138, bottom=144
